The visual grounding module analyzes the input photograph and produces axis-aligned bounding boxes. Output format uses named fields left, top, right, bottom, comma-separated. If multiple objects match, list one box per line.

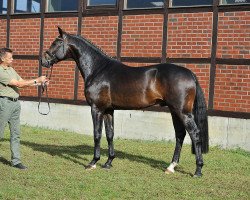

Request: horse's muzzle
left=40, top=57, right=51, bottom=68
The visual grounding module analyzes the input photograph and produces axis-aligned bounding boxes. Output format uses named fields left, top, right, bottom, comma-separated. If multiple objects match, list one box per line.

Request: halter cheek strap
left=45, top=39, right=66, bottom=66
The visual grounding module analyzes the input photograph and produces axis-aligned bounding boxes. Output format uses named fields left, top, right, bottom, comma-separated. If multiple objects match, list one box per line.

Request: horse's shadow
left=20, top=140, right=168, bottom=171
left=0, top=139, right=193, bottom=175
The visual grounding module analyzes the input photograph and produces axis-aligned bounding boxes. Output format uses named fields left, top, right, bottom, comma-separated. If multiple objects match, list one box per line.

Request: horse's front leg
left=103, top=110, right=115, bottom=169
left=86, top=106, right=104, bottom=170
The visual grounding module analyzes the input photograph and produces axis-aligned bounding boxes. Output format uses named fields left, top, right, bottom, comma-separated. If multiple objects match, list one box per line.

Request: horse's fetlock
left=94, top=157, right=100, bottom=162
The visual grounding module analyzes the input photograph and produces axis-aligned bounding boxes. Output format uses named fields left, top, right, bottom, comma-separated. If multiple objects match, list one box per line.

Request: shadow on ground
left=21, top=140, right=168, bottom=170
left=1, top=138, right=192, bottom=175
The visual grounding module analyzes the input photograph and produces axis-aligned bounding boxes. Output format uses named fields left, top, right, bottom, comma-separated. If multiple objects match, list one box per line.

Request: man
left=0, top=48, right=48, bottom=170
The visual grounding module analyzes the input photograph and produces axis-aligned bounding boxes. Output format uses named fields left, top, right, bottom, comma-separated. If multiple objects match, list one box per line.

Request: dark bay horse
left=41, top=27, right=208, bottom=177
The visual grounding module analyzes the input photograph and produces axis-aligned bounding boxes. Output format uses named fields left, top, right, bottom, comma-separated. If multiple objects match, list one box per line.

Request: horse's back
left=105, top=61, right=196, bottom=109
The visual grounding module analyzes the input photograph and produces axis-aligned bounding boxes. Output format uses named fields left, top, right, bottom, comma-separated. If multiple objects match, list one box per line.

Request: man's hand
left=37, top=76, right=48, bottom=83
left=36, top=76, right=49, bottom=86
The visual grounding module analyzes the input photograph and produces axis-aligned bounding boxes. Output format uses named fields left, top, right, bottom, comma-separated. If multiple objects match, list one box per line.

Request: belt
left=0, top=96, right=19, bottom=102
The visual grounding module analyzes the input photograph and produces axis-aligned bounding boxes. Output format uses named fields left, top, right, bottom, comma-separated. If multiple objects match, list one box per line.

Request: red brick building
left=0, top=0, right=249, bottom=119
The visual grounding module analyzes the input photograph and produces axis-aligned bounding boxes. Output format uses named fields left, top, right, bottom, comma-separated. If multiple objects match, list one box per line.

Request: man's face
left=1, top=52, right=13, bottom=66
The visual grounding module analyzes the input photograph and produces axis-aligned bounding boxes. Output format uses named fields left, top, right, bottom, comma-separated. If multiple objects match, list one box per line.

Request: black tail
left=192, top=77, right=209, bottom=154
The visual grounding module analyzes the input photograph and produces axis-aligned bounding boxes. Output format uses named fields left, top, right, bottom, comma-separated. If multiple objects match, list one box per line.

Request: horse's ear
left=58, top=26, right=66, bottom=39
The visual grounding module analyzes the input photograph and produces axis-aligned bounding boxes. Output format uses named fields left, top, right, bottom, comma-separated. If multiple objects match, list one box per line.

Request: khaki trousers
left=0, top=98, right=21, bottom=165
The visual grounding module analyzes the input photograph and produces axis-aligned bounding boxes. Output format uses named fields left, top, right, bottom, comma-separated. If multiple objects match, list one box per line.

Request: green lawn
left=0, top=125, right=249, bottom=200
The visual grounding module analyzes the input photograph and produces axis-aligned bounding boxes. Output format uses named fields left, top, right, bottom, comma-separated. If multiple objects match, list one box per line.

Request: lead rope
left=38, top=67, right=53, bottom=115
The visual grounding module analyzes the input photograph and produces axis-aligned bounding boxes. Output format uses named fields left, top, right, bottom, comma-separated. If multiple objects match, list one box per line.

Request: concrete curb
left=20, top=101, right=250, bottom=151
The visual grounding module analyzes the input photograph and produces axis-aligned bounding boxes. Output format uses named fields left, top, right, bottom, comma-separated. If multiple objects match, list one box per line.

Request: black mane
left=69, top=34, right=113, bottom=59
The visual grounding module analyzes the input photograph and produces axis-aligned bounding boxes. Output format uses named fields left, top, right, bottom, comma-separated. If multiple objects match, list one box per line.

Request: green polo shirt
left=0, top=65, right=21, bottom=98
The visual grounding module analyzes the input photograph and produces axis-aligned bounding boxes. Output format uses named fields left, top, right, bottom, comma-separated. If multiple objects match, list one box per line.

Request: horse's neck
left=74, top=45, right=110, bottom=82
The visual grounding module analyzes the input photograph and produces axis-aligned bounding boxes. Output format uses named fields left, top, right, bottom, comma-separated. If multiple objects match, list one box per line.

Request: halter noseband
left=45, top=50, right=58, bottom=67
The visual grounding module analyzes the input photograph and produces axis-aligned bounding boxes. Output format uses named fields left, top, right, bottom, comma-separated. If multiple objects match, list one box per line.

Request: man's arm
left=8, top=76, right=48, bottom=88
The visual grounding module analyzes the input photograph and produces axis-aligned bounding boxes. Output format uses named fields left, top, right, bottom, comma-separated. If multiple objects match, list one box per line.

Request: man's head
left=0, top=48, right=13, bottom=66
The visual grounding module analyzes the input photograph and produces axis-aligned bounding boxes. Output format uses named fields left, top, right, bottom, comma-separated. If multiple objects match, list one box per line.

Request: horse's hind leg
left=86, top=106, right=104, bottom=170
left=103, top=110, right=115, bottom=169
left=180, top=112, right=204, bottom=177
left=165, top=112, right=186, bottom=174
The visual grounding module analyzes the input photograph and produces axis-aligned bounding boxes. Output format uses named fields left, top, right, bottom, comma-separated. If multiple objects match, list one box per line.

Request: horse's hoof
left=102, top=164, right=112, bottom=170
left=165, top=168, right=174, bottom=174
left=85, top=164, right=96, bottom=170
left=193, top=173, right=202, bottom=178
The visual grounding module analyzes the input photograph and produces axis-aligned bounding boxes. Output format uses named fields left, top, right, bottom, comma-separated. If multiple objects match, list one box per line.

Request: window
left=88, top=0, right=117, bottom=6
left=47, top=0, right=78, bottom=12
left=125, top=0, right=164, bottom=9
left=0, top=0, right=7, bottom=14
left=221, top=0, right=250, bottom=5
left=14, top=0, right=41, bottom=13
left=171, top=0, right=213, bottom=7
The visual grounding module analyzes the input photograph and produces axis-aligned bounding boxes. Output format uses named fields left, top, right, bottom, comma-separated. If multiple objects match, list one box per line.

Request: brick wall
left=217, top=11, right=250, bottom=59
left=43, top=18, right=78, bottom=99
left=2, top=10, right=249, bottom=114
left=43, top=17, right=78, bottom=50
left=82, top=16, right=118, bottom=57
left=121, top=14, right=163, bottom=57
left=214, top=65, right=250, bottom=112
left=0, top=19, right=7, bottom=47
left=13, top=59, right=39, bottom=97
left=10, top=19, right=40, bottom=55
left=215, top=11, right=250, bottom=112
left=167, top=13, right=213, bottom=58
left=42, top=61, right=75, bottom=99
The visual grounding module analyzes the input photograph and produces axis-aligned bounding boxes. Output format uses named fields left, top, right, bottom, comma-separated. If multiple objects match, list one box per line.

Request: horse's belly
left=111, top=93, right=160, bottom=109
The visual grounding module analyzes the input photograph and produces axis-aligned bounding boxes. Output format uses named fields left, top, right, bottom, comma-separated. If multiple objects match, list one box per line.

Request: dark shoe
left=13, top=163, right=28, bottom=170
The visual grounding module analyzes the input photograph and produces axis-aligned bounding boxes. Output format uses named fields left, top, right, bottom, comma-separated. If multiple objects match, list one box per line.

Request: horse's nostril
left=40, top=57, right=48, bottom=67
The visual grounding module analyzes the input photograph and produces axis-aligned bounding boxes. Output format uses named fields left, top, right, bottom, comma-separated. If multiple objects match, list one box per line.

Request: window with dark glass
left=14, top=0, right=41, bottom=13
left=0, top=0, right=7, bottom=14
left=171, top=0, right=213, bottom=7
left=47, top=0, right=78, bottom=12
left=125, top=0, right=164, bottom=9
left=221, top=0, right=250, bottom=4
left=88, top=0, right=117, bottom=6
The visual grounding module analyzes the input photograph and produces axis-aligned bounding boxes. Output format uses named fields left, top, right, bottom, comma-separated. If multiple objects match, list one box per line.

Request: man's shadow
left=0, top=156, right=11, bottom=166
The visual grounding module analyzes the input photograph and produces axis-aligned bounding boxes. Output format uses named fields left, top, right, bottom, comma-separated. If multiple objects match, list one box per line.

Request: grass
left=0, top=125, right=249, bottom=200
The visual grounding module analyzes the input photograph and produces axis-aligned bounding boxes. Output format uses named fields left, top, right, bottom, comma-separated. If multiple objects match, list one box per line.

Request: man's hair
left=0, top=48, right=13, bottom=61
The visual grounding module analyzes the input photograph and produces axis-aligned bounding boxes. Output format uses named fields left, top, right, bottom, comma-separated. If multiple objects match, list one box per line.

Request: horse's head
left=41, top=27, right=70, bottom=68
